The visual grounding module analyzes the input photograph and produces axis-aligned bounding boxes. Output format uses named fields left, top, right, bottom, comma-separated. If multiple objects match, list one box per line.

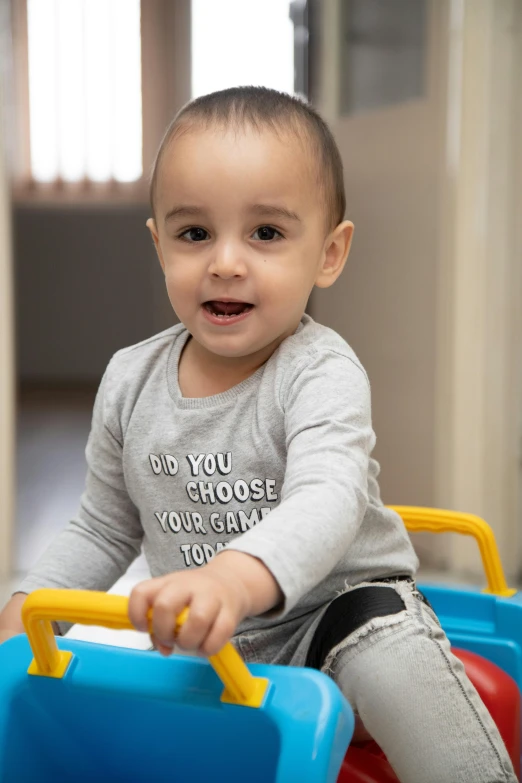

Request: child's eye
left=252, top=226, right=283, bottom=241
left=179, top=227, right=209, bottom=242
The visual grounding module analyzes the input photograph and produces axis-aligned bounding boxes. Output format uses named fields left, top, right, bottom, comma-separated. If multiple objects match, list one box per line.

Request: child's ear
left=315, top=220, right=354, bottom=289
left=146, top=218, right=165, bottom=273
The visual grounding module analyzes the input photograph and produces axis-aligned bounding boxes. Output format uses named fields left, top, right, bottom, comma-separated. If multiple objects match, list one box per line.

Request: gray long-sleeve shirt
left=17, top=315, right=418, bottom=637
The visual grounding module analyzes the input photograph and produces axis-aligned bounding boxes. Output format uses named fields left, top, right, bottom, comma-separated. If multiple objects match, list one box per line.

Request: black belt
left=305, top=576, right=421, bottom=670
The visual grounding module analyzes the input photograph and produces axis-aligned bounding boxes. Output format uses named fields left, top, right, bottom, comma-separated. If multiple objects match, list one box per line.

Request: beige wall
left=516, top=3, right=522, bottom=575
left=311, top=97, right=442, bottom=510
left=310, top=2, right=447, bottom=516
left=310, top=0, right=522, bottom=579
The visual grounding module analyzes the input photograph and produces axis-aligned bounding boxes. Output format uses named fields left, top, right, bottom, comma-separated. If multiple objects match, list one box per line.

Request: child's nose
left=208, top=241, right=247, bottom=279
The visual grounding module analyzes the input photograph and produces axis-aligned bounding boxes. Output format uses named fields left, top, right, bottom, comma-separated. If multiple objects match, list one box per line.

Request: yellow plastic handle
left=389, top=505, right=516, bottom=597
left=21, top=589, right=268, bottom=708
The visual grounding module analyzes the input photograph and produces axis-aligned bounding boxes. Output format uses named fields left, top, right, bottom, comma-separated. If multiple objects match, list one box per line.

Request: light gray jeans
left=323, top=579, right=517, bottom=783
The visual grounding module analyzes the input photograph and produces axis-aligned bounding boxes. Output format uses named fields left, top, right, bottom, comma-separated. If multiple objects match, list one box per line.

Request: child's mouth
left=203, top=300, right=254, bottom=323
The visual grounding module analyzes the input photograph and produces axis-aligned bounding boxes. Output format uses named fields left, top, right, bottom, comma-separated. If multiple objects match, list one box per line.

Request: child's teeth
left=206, top=302, right=252, bottom=318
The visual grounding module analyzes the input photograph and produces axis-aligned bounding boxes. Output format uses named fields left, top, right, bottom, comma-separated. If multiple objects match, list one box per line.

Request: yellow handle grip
left=389, top=505, right=516, bottom=597
left=21, top=589, right=268, bottom=708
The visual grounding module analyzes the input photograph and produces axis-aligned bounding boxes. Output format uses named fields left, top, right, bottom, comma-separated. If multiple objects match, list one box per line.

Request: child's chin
left=200, top=336, right=265, bottom=359
left=210, top=344, right=258, bottom=359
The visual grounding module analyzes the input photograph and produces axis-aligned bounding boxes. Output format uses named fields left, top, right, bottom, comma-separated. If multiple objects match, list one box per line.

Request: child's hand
left=128, top=562, right=247, bottom=656
left=128, top=551, right=282, bottom=657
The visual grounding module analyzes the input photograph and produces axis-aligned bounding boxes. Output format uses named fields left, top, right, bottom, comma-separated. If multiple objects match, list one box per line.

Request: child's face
left=148, top=126, right=352, bottom=362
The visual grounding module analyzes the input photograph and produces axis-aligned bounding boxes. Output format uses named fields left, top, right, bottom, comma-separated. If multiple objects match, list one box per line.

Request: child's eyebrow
left=249, top=204, right=301, bottom=223
left=163, top=203, right=301, bottom=224
left=164, top=205, right=205, bottom=224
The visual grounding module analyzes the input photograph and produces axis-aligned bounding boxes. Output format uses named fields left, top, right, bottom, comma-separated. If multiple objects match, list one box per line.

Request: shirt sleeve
left=225, top=348, right=373, bottom=617
left=15, top=363, right=144, bottom=629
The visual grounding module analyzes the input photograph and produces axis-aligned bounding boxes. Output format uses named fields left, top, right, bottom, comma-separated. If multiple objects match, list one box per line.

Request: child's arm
left=129, top=550, right=281, bottom=656
left=223, top=349, right=373, bottom=615
left=0, top=594, right=27, bottom=642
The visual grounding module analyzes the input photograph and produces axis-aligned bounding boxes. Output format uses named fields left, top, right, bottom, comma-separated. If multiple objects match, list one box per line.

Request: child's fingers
left=128, top=572, right=241, bottom=655
left=175, top=593, right=221, bottom=651
left=150, top=583, right=194, bottom=646
left=200, top=609, right=238, bottom=657
left=150, top=634, right=174, bottom=657
left=128, top=575, right=173, bottom=632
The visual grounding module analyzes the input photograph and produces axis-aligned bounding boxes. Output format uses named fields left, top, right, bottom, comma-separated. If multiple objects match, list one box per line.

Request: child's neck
left=178, top=337, right=277, bottom=398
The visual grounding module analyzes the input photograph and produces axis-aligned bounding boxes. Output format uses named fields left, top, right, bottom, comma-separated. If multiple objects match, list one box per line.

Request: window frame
left=9, top=0, right=191, bottom=206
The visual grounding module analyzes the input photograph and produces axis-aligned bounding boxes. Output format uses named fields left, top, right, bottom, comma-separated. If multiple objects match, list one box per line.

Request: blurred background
left=0, top=0, right=521, bottom=646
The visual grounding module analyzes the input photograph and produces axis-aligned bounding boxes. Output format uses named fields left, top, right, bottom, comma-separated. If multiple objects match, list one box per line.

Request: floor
left=3, top=389, right=478, bottom=651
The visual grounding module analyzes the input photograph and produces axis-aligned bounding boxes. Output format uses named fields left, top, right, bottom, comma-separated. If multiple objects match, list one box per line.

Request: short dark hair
left=149, top=86, right=346, bottom=231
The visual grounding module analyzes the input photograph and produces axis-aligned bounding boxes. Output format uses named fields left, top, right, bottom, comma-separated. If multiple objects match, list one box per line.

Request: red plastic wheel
left=339, top=745, right=400, bottom=782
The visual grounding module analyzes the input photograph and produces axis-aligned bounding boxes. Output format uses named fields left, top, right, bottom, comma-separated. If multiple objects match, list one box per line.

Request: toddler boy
left=0, top=87, right=516, bottom=783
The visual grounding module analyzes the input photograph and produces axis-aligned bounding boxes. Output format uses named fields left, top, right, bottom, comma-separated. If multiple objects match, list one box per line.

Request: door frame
left=0, top=80, right=15, bottom=583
